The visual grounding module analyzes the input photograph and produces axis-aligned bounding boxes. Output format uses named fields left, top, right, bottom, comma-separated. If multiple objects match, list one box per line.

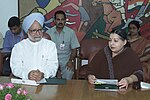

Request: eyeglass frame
left=28, top=28, right=44, bottom=34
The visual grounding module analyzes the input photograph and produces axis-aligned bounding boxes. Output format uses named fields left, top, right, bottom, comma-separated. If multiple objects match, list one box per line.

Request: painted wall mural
left=19, top=0, right=150, bottom=41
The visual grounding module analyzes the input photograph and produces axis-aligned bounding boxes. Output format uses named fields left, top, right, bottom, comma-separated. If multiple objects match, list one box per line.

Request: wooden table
left=0, top=77, right=150, bottom=100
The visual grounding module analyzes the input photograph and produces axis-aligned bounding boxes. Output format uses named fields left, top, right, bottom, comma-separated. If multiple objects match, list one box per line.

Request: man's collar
left=54, top=26, right=65, bottom=34
left=17, top=30, right=24, bottom=37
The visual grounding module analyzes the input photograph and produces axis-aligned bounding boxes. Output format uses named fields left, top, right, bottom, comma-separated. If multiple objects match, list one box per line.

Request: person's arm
left=118, top=70, right=143, bottom=89
left=69, top=49, right=77, bottom=61
left=118, top=75, right=138, bottom=89
left=66, top=30, right=80, bottom=69
left=40, top=42, right=58, bottom=78
left=3, top=31, right=12, bottom=51
left=140, top=41, right=150, bottom=62
left=140, top=54, right=150, bottom=62
left=67, top=48, right=77, bottom=69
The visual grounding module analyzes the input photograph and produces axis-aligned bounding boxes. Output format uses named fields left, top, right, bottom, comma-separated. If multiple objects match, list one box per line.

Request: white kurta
left=10, top=38, right=58, bottom=80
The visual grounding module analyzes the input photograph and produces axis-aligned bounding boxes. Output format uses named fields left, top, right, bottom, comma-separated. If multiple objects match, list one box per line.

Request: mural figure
left=20, top=0, right=66, bottom=22
left=92, top=0, right=122, bottom=33
left=63, top=0, right=90, bottom=32
left=35, top=0, right=66, bottom=15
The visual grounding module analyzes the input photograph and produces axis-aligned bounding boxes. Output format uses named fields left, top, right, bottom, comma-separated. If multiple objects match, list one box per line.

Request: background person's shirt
left=2, top=30, right=25, bottom=52
left=47, top=26, right=80, bottom=66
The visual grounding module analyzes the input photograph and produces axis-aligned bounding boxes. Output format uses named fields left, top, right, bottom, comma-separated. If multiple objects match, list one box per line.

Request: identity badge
left=60, top=43, right=65, bottom=50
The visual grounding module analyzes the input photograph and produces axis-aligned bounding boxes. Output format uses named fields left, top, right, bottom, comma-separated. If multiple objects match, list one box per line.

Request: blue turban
left=22, top=13, right=44, bottom=33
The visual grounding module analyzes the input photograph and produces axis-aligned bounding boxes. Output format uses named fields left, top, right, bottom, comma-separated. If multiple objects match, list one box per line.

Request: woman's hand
left=118, top=79, right=129, bottom=89
left=88, top=75, right=96, bottom=84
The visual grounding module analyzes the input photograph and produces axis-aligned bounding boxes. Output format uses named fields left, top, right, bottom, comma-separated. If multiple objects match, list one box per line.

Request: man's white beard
left=28, top=32, right=42, bottom=42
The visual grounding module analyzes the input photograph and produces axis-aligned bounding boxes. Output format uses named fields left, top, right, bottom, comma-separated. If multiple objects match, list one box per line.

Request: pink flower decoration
left=17, top=90, right=21, bottom=95
left=17, top=88, right=23, bottom=94
left=23, top=89, right=28, bottom=95
left=1, top=83, right=31, bottom=99
left=5, top=83, right=14, bottom=88
left=5, top=94, right=12, bottom=100
left=0, top=84, right=4, bottom=90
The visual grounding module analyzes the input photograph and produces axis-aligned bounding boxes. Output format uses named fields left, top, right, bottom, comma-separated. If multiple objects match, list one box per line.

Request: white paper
left=95, top=79, right=118, bottom=85
left=141, top=82, right=150, bottom=89
left=11, top=78, right=39, bottom=86
left=81, top=60, right=88, bottom=66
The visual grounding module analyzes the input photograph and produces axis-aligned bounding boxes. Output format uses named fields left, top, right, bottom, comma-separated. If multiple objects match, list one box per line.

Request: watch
left=69, top=59, right=74, bottom=62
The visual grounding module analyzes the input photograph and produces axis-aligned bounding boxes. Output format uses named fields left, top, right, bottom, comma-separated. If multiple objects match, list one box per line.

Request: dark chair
left=77, top=38, right=108, bottom=79
left=0, top=52, right=4, bottom=75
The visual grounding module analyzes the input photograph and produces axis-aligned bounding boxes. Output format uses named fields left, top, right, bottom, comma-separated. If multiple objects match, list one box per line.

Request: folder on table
left=94, top=79, right=119, bottom=91
left=38, top=78, right=67, bottom=85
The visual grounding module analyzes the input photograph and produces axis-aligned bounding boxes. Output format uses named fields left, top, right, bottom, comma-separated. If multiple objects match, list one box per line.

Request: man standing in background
left=47, top=10, right=80, bottom=80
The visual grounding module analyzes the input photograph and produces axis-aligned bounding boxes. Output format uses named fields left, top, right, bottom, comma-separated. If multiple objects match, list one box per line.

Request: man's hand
left=66, top=60, right=74, bottom=70
left=28, top=69, right=44, bottom=82
left=28, top=70, right=38, bottom=81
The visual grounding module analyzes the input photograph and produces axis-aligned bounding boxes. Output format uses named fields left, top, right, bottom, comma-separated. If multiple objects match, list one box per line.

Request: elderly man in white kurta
left=10, top=13, right=58, bottom=81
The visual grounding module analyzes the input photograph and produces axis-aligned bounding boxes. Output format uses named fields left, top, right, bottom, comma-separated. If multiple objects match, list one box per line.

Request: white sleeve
left=10, top=45, right=29, bottom=79
left=41, top=43, right=58, bottom=78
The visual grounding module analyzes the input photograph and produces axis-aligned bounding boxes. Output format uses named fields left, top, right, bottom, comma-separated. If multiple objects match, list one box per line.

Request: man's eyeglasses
left=29, top=28, right=44, bottom=34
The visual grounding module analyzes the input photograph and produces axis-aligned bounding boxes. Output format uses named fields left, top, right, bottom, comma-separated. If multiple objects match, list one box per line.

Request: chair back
left=0, top=52, right=3, bottom=75
left=79, top=38, right=108, bottom=60
left=77, top=38, right=108, bottom=79
left=43, top=32, right=51, bottom=40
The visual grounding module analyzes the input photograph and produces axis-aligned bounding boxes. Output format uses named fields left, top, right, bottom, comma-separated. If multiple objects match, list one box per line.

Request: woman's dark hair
left=111, top=29, right=127, bottom=40
left=54, top=10, right=66, bottom=19
left=110, top=29, right=130, bottom=47
left=8, top=16, right=20, bottom=28
left=128, top=20, right=140, bottom=29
